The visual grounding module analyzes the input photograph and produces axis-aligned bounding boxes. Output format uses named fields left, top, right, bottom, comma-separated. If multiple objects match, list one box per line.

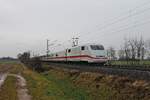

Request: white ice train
left=42, top=44, right=108, bottom=64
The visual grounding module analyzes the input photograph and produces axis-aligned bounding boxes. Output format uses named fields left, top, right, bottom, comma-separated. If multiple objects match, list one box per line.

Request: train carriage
left=43, top=43, right=108, bottom=64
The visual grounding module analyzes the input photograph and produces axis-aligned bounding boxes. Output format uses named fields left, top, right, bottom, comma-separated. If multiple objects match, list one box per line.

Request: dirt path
left=0, top=64, right=12, bottom=88
left=9, top=74, right=31, bottom=100
left=0, top=73, right=8, bottom=88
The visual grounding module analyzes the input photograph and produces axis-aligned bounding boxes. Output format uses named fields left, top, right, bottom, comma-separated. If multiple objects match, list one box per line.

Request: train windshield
left=90, top=45, right=104, bottom=50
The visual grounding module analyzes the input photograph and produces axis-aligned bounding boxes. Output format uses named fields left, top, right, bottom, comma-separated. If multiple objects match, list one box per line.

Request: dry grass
left=47, top=67, right=150, bottom=100
left=0, top=62, right=149, bottom=100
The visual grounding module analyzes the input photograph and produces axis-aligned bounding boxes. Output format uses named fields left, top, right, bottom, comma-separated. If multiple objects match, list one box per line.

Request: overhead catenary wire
left=90, top=19, right=150, bottom=40
left=79, top=7, right=150, bottom=46
left=81, top=0, right=150, bottom=38
left=79, top=16, right=150, bottom=45
left=86, top=6, right=150, bottom=36
left=93, top=13, right=150, bottom=34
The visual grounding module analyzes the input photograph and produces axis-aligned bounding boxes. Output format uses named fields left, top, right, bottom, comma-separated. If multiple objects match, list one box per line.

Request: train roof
left=71, top=43, right=103, bottom=48
left=48, top=43, right=104, bottom=54
left=83, top=43, right=103, bottom=46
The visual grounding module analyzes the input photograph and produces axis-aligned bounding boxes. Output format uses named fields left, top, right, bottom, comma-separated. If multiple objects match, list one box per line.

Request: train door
left=80, top=46, right=89, bottom=62
left=66, top=48, right=72, bottom=62
left=65, top=49, right=68, bottom=62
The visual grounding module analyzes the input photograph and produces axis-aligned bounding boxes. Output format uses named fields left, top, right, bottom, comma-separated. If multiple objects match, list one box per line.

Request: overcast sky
left=0, top=0, right=150, bottom=57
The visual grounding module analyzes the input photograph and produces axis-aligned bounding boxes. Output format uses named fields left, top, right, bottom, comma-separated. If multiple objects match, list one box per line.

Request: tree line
left=107, top=36, right=150, bottom=60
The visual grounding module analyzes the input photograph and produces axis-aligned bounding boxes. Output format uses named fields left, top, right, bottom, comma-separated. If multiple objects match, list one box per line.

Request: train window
left=87, top=46, right=89, bottom=50
left=81, top=46, right=85, bottom=50
left=68, top=49, right=71, bottom=53
left=90, top=45, right=104, bottom=50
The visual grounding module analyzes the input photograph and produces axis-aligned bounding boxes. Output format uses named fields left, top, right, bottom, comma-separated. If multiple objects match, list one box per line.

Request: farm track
left=0, top=65, right=13, bottom=88
left=9, top=74, right=31, bottom=100
left=0, top=63, right=31, bottom=100
left=0, top=74, right=8, bottom=88
left=44, top=62, right=150, bottom=81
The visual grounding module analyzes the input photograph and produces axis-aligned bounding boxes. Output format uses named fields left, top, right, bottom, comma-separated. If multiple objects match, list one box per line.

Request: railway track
left=44, top=62, right=150, bottom=81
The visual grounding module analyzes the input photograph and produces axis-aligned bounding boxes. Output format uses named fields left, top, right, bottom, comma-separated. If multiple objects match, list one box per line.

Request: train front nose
left=90, top=50, right=108, bottom=63
left=95, top=57, right=108, bottom=62
left=92, top=50, right=107, bottom=57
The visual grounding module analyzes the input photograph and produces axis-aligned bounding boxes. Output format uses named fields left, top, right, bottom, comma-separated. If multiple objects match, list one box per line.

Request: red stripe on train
left=47, top=55, right=107, bottom=59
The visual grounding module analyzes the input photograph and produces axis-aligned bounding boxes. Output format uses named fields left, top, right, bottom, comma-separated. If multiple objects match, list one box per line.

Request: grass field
left=110, top=60, right=150, bottom=66
left=0, top=62, right=24, bottom=100
left=22, top=66, right=91, bottom=100
left=0, top=76, right=18, bottom=100
left=0, top=62, right=150, bottom=100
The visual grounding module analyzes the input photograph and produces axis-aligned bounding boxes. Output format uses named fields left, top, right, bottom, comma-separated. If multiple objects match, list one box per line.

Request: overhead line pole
left=46, top=39, right=57, bottom=57
left=47, top=39, right=49, bottom=57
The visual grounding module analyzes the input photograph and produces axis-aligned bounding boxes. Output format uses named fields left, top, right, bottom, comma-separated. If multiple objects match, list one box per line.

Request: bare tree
left=145, top=39, right=150, bottom=49
left=141, top=47, right=145, bottom=60
left=123, top=39, right=131, bottom=60
left=18, top=52, right=30, bottom=63
left=118, top=49, right=125, bottom=60
left=122, top=36, right=146, bottom=61
left=128, top=38, right=136, bottom=60
left=135, top=36, right=145, bottom=60
left=107, top=47, right=116, bottom=60
left=145, top=39, right=150, bottom=59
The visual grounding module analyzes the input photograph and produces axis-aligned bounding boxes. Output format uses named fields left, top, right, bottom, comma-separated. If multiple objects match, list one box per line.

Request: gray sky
left=0, top=0, right=150, bottom=57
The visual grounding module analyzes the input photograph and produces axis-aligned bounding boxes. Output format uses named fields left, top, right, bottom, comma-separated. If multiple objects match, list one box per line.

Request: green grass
left=0, top=60, right=19, bottom=64
left=22, top=65, right=116, bottom=100
left=0, top=76, right=18, bottom=100
left=43, top=73, right=91, bottom=100
left=22, top=67, right=49, bottom=100
left=0, top=61, right=149, bottom=100
left=23, top=67, right=91, bottom=100
left=110, top=60, right=150, bottom=66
